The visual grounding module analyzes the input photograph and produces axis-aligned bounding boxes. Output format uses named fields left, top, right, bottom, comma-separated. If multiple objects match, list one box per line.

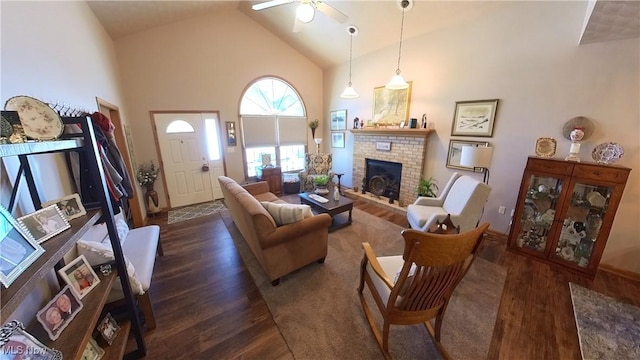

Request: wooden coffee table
left=299, top=192, right=353, bottom=232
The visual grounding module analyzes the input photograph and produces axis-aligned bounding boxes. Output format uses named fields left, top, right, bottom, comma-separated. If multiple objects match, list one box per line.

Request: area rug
left=167, top=200, right=226, bottom=224
left=569, top=282, right=640, bottom=359
left=224, top=207, right=507, bottom=360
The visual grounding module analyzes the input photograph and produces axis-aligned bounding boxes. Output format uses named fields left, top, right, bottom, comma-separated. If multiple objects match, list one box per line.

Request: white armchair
left=407, top=172, right=491, bottom=233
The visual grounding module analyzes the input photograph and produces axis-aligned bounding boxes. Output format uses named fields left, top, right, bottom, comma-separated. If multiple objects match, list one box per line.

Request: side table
left=256, top=166, right=282, bottom=195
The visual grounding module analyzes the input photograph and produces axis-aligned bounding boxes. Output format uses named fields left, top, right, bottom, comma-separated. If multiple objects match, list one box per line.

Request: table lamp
left=460, top=145, right=494, bottom=184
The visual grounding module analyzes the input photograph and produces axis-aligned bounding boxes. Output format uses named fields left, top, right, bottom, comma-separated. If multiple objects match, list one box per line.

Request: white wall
left=113, top=9, right=323, bottom=208
left=1, top=1, right=126, bottom=321
left=325, top=1, right=639, bottom=273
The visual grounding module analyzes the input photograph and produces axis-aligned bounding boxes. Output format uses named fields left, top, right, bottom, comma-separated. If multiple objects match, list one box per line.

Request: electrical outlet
left=498, top=206, right=506, bottom=214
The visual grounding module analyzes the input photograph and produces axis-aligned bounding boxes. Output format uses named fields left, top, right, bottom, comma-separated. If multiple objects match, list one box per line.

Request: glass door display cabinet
left=508, top=157, right=630, bottom=277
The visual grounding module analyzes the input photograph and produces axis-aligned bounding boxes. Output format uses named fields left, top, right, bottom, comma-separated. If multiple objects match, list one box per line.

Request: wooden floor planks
left=137, top=197, right=640, bottom=359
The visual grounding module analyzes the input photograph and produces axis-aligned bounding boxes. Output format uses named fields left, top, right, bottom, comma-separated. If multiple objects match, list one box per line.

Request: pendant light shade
left=386, top=0, right=412, bottom=90
left=341, top=26, right=359, bottom=99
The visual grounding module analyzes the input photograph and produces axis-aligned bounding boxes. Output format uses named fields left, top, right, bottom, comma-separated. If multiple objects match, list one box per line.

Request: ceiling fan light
left=341, top=84, right=359, bottom=98
left=296, top=3, right=315, bottom=23
left=386, top=72, right=409, bottom=90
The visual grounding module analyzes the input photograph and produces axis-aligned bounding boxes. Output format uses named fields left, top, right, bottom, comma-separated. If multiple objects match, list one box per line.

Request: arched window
left=166, top=120, right=195, bottom=133
left=240, top=77, right=307, bottom=178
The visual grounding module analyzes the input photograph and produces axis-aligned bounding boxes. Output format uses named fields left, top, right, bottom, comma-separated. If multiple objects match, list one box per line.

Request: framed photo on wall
left=372, top=81, right=412, bottom=126
left=0, top=205, right=45, bottom=287
left=226, top=121, right=237, bottom=146
left=17, top=204, right=70, bottom=244
left=451, top=99, right=499, bottom=137
left=330, top=110, right=347, bottom=130
left=446, top=140, right=489, bottom=170
left=43, top=193, right=86, bottom=221
left=331, top=132, right=345, bottom=148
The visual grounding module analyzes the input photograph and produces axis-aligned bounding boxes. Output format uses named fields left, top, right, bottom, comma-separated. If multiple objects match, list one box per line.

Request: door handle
left=202, top=163, right=210, bottom=172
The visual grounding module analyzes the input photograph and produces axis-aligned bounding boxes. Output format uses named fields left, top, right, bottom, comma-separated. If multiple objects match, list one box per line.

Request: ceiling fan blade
left=315, top=1, right=348, bottom=23
left=252, top=0, right=294, bottom=11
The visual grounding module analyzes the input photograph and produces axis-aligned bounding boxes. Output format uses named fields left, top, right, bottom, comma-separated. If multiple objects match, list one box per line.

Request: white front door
left=154, top=113, right=223, bottom=208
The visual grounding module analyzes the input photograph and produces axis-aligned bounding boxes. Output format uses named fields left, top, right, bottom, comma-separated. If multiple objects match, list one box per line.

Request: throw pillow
left=76, top=240, right=145, bottom=295
left=260, top=202, right=312, bottom=226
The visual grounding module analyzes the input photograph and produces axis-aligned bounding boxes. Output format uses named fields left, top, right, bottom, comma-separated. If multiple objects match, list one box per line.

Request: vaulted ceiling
left=87, top=0, right=640, bottom=69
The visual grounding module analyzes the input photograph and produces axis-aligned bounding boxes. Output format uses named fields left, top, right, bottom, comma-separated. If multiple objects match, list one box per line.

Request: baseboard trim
left=599, top=263, right=640, bottom=284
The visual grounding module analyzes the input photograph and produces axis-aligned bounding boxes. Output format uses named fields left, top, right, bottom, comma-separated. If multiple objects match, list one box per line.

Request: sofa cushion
left=407, top=204, right=447, bottom=229
left=260, top=202, right=313, bottom=226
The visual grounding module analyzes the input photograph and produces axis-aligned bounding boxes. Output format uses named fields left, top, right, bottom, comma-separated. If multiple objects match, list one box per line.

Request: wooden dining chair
left=357, top=222, right=490, bottom=359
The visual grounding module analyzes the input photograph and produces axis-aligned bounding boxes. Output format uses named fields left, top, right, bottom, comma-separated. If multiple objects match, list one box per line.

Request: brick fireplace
left=351, top=129, right=433, bottom=208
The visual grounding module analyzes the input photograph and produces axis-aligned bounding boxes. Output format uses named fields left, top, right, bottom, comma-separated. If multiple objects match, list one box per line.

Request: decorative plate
left=4, top=96, right=63, bottom=140
left=591, top=142, right=624, bottom=164
left=534, top=137, right=557, bottom=157
left=562, top=116, right=594, bottom=140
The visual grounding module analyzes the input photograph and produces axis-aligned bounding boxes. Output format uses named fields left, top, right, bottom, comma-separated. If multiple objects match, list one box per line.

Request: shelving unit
left=507, top=156, right=630, bottom=277
left=0, top=116, right=146, bottom=359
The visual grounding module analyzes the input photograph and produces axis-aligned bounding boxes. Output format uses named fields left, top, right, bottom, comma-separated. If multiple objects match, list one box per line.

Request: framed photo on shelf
left=330, top=109, right=347, bottom=131
left=0, top=205, right=45, bottom=288
left=17, top=204, right=70, bottom=244
left=82, top=337, right=105, bottom=360
left=372, top=81, right=412, bottom=126
left=331, top=132, right=345, bottom=148
left=43, top=193, right=86, bottom=221
left=451, top=99, right=499, bottom=137
left=36, top=285, right=84, bottom=341
left=0, top=320, right=62, bottom=359
left=58, top=255, right=101, bottom=299
left=446, top=140, right=489, bottom=170
left=97, top=313, right=121, bottom=346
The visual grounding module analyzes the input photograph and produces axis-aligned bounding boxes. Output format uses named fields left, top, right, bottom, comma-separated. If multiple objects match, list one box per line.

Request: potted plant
left=309, top=119, right=319, bottom=139
left=417, top=176, right=438, bottom=197
left=313, top=175, right=330, bottom=194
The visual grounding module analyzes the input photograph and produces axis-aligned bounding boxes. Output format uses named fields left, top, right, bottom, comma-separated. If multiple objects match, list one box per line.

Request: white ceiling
left=87, top=0, right=640, bottom=69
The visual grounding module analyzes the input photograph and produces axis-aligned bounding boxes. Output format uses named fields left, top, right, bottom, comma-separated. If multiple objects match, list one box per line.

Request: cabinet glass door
left=553, top=182, right=612, bottom=268
left=514, top=174, right=563, bottom=254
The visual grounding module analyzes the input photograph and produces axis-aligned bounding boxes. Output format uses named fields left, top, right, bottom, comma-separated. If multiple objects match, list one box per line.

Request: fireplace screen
left=365, top=159, right=402, bottom=199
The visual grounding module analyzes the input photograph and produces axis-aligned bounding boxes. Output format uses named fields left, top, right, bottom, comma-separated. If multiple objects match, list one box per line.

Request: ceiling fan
left=252, top=0, right=348, bottom=32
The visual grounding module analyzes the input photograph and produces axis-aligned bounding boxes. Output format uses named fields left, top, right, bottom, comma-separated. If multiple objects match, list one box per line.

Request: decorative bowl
left=591, top=142, right=624, bottom=164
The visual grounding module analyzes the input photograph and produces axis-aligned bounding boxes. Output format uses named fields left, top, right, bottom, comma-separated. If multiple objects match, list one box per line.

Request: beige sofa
left=218, top=176, right=331, bottom=285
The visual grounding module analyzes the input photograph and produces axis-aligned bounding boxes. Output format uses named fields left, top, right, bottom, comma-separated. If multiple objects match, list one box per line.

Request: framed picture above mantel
left=372, top=81, right=412, bottom=126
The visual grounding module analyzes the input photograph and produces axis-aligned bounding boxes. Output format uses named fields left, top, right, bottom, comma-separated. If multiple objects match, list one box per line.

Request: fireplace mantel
left=350, top=128, right=435, bottom=137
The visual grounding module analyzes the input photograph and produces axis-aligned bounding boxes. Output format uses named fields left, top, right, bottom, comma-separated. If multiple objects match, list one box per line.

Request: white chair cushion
left=406, top=204, right=447, bottom=229
left=122, top=225, right=159, bottom=291
left=365, top=255, right=404, bottom=307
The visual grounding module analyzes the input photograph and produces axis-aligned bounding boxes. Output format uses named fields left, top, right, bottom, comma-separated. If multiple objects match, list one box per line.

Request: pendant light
left=341, top=25, right=359, bottom=99
left=386, top=0, right=413, bottom=90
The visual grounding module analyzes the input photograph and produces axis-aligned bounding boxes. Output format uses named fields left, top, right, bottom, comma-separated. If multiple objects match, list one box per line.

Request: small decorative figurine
left=353, top=117, right=360, bottom=129
left=361, top=177, right=367, bottom=194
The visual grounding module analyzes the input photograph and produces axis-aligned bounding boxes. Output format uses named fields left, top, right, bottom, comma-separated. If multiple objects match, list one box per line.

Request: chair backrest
left=441, top=175, right=491, bottom=232
left=305, top=153, right=332, bottom=175
left=391, top=223, right=489, bottom=312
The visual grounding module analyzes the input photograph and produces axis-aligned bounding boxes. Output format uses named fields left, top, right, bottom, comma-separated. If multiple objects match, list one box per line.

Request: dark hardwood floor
left=139, top=197, right=640, bottom=359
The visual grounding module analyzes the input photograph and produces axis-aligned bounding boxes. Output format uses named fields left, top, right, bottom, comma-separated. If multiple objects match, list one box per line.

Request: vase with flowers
left=137, top=161, right=161, bottom=214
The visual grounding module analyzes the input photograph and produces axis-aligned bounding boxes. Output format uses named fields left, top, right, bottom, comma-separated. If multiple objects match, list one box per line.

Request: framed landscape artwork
left=331, top=132, right=345, bottom=148
left=451, top=99, right=499, bottom=137
left=330, top=110, right=347, bottom=131
left=372, top=81, right=412, bottom=126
